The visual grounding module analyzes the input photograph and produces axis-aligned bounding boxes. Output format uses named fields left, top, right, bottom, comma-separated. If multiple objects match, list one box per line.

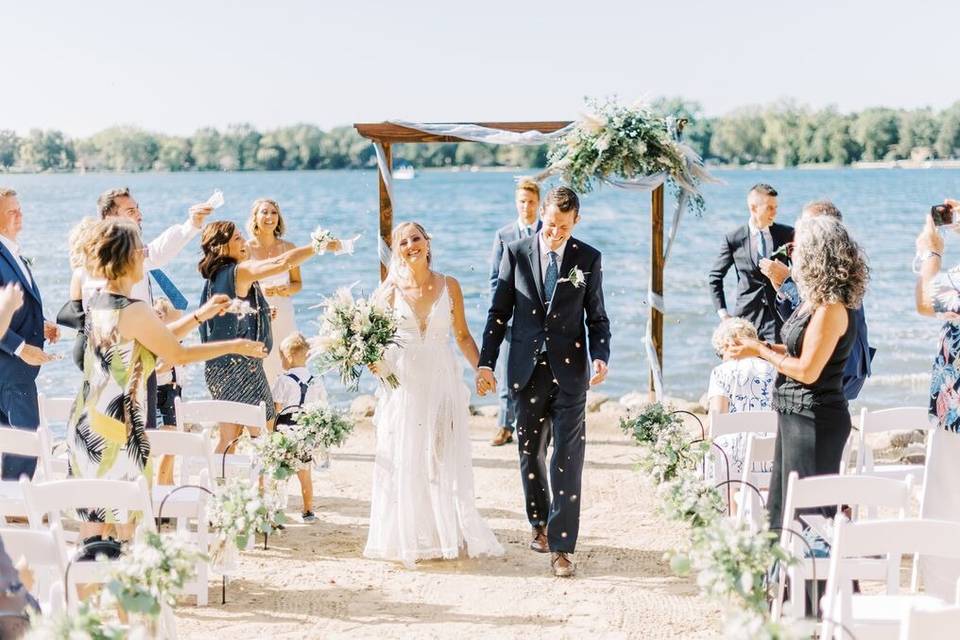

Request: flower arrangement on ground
left=105, top=530, right=204, bottom=616
left=25, top=602, right=141, bottom=640
left=311, top=286, right=400, bottom=390
left=209, top=477, right=286, bottom=554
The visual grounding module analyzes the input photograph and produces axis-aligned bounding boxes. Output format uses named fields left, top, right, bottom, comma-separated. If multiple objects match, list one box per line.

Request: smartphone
left=932, top=204, right=954, bottom=226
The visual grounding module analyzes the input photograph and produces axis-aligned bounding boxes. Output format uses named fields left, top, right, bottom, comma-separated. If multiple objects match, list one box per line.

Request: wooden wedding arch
left=354, top=121, right=666, bottom=397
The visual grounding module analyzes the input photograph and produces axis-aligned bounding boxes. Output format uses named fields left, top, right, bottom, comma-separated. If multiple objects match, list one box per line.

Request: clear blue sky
left=6, top=0, right=959, bottom=136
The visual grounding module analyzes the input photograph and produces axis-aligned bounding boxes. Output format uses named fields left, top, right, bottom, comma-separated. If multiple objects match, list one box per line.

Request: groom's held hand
left=589, top=359, right=608, bottom=387
left=475, top=367, right=496, bottom=396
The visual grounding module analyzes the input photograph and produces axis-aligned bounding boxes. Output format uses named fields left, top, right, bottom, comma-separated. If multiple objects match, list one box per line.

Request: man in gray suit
left=489, top=178, right=542, bottom=446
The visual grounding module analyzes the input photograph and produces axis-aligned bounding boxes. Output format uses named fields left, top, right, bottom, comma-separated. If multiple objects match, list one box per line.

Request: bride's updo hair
left=391, top=221, right=432, bottom=265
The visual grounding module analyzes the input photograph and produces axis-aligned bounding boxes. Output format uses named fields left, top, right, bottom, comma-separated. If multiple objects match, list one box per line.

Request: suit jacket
left=776, top=278, right=875, bottom=401
left=0, top=242, right=44, bottom=384
left=489, top=219, right=542, bottom=297
left=707, top=222, right=794, bottom=341
left=479, top=234, right=611, bottom=394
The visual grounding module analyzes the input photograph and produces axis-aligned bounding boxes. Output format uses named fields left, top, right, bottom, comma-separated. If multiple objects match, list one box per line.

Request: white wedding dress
left=364, top=277, right=504, bottom=566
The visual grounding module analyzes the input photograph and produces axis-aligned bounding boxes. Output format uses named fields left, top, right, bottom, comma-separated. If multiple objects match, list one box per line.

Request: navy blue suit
left=489, top=219, right=541, bottom=431
left=0, top=241, right=44, bottom=480
left=776, top=278, right=875, bottom=400
left=480, top=234, right=610, bottom=552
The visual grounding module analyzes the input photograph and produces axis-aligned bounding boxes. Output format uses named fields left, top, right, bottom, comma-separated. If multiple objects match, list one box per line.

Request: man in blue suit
left=0, top=188, right=58, bottom=481
left=488, top=178, right=542, bottom=446
left=760, top=200, right=875, bottom=399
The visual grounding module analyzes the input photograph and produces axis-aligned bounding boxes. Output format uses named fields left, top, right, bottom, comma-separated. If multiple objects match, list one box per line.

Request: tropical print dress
left=67, top=292, right=155, bottom=522
left=929, top=266, right=960, bottom=430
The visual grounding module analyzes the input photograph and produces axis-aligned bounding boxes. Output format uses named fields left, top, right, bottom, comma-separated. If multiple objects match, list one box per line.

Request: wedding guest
left=707, top=317, right=775, bottom=479
left=914, top=198, right=960, bottom=599
left=727, top=215, right=867, bottom=531
left=273, top=332, right=328, bottom=524
left=488, top=178, right=542, bottom=446
left=69, top=218, right=266, bottom=543
left=708, top=184, right=794, bottom=342
left=247, top=198, right=303, bottom=386
left=198, top=221, right=337, bottom=453
left=760, top=200, right=875, bottom=400
left=58, top=217, right=98, bottom=370
left=0, top=187, right=58, bottom=482
left=88, top=188, right=215, bottom=431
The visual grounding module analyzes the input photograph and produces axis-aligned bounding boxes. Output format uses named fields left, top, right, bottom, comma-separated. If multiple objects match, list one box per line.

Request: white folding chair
left=821, top=519, right=960, bottom=640
left=0, top=524, right=72, bottom=612
left=707, top=411, right=777, bottom=509
left=735, top=433, right=777, bottom=530
left=37, top=393, right=75, bottom=478
left=0, top=426, right=54, bottom=520
left=175, top=398, right=265, bottom=481
left=856, top=407, right=930, bottom=482
left=775, top=472, right=914, bottom=622
left=900, top=604, right=960, bottom=639
left=147, top=430, right=215, bottom=606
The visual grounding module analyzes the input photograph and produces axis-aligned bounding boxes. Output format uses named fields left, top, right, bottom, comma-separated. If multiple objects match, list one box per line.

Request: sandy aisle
left=174, top=411, right=720, bottom=639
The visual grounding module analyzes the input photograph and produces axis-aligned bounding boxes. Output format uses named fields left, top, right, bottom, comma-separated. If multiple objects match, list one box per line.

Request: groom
left=476, top=186, right=611, bottom=578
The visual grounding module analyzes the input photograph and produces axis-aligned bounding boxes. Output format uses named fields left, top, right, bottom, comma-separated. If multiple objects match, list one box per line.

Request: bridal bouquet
left=312, top=286, right=400, bottom=390
left=209, top=478, right=286, bottom=554
left=106, top=531, right=204, bottom=616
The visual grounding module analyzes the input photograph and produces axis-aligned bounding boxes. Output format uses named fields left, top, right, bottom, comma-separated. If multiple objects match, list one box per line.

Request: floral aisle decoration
left=311, top=286, right=400, bottom=390
left=292, top=402, right=356, bottom=450
left=105, top=530, right=205, bottom=617
left=260, top=404, right=356, bottom=477
left=208, top=477, right=286, bottom=558
left=541, top=98, right=710, bottom=212
left=25, top=602, right=137, bottom=640
left=621, top=402, right=797, bottom=639
left=254, top=430, right=305, bottom=481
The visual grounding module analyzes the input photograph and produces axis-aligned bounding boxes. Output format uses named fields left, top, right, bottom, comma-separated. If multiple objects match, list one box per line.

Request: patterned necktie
left=149, top=269, right=189, bottom=310
left=544, top=251, right=559, bottom=302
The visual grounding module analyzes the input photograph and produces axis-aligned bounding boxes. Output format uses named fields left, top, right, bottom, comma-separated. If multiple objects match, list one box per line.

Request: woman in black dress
left=728, top=214, right=869, bottom=530
left=198, top=221, right=337, bottom=453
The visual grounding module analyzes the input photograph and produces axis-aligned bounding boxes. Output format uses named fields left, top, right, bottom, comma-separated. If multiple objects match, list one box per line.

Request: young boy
left=153, top=297, right=182, bottom=486
left=272, top=332, right=327, bottom=523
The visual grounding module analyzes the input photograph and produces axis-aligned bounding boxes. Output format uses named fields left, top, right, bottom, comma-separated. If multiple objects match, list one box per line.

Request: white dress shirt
left=517, top=219, right=537, bottom=239
left=0, top=233, right=32, bottom=288
left=80, top=218, right=199, bottom=308
left=271, top=366, right=328, bottom=412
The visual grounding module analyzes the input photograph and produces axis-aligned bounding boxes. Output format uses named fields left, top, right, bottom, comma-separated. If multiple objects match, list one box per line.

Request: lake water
left=5, top=168, right=958, bottom=413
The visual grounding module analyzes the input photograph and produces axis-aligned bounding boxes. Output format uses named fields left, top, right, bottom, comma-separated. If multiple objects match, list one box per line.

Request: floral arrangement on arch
left=542, top=98, right=709, bottom=212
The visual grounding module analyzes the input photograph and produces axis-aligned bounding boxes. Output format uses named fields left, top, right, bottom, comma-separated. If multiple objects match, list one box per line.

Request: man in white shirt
left=0, top=188, right=59, bottom=481
left=87, top=187, right=214, bottom=430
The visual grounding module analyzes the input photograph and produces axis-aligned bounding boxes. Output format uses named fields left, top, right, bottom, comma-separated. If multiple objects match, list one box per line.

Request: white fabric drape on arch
left=369, top=119, right=711, bottom=400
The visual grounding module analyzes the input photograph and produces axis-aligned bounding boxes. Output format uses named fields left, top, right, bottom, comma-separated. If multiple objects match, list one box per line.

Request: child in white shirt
left=272, top=333, right=327, bottom=523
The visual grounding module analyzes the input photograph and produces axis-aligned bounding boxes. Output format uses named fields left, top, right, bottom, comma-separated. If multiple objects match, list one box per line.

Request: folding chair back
left=0, top=524, right=72, bottom=611
left=899, top=604, right=960, bottom=639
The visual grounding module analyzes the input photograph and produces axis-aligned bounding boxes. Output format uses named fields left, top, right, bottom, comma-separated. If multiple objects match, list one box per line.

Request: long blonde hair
left=247, top=198, right=286, bottom=239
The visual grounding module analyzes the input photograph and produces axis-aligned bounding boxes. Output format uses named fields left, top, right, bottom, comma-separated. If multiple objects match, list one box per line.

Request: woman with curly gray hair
left=728, top=214, right=868, bottom=531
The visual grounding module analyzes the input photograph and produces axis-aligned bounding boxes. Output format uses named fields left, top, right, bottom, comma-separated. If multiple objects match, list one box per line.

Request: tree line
left=3, top=98, right=960, bottom=173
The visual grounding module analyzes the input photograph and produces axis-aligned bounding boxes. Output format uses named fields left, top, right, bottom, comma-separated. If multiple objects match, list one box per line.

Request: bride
left=364, top=221, right=504, bottom=566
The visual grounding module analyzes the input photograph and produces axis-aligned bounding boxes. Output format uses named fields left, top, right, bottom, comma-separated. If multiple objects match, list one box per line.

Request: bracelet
left=193, top=312, right=202, bottom=324
left=921, top=251, right=943, bottom=261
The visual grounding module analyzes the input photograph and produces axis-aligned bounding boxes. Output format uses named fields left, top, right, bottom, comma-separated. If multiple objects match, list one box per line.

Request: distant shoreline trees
left=3, top=98, right=960, bottom=173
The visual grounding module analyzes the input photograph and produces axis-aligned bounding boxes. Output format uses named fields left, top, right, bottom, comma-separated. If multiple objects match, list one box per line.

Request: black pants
left=767, top=407, right=852, bottom=531
left=514, top=354, right=587, bottom=553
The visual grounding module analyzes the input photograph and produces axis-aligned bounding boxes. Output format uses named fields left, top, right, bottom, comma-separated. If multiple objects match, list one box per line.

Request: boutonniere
left=21, top=256, right=33, bottom=269
left=768, top=242, right=793, bottom=263
left=557, top=266, right=588, bottom=289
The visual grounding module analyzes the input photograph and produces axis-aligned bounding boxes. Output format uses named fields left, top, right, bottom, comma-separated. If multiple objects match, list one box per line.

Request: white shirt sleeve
left=271, top=375, right=299, bottom=410
left=145, top=220, right=200, bottom=270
